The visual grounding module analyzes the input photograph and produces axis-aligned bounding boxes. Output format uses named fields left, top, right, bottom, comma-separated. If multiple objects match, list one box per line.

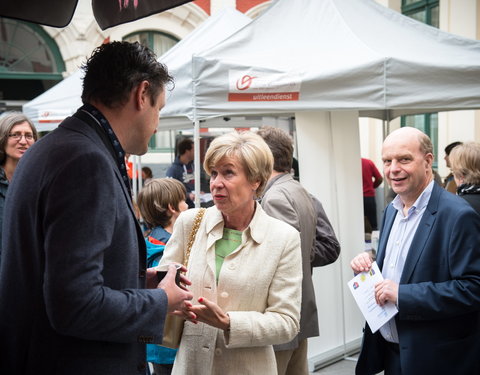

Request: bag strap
left=183, top=208, right=206, bottom=268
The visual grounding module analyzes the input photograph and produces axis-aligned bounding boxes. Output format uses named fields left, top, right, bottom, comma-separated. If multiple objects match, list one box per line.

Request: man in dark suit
left=351, top=127, right=480, bottom=375
left=0, top=42, right=193, bottom=374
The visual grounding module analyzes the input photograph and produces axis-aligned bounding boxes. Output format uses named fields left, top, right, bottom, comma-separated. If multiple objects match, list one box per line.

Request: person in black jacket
left=0, top=41, right=193, bottom=375
left=449, top=141, right=480, bottom=214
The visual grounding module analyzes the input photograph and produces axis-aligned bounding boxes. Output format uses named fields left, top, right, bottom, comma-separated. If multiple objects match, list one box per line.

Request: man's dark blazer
left=0, top=114, right=168, bottom=374
left=356, top=182, right=480, bottom=375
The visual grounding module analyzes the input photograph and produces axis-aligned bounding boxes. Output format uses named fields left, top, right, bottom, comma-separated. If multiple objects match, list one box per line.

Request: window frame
left=0, top=19, right=65, bottom=80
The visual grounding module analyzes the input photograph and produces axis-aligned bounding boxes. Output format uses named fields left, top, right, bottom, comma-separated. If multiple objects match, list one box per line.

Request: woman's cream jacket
left=160, top=203, right=302, bottom=375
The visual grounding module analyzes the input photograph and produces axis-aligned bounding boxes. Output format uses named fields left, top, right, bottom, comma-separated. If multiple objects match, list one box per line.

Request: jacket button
left=215, top=348, right=222, bottom=356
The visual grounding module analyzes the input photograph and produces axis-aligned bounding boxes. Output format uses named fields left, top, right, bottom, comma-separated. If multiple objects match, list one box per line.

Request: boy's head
left=137, top=178, right=187, bottom=228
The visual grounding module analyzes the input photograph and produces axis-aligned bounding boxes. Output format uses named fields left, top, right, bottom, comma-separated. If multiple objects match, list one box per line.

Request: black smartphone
left=156, top=264, right=182, bottom=286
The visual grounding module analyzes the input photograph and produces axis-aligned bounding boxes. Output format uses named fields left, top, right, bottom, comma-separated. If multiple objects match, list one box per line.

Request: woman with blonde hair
left=160, top=131, right=302, bottom=375
left=0, top=112, right=37, bottom=262
left=449, top=141, right=480, bottom=213
left=137, top=178, right=189, bottom=375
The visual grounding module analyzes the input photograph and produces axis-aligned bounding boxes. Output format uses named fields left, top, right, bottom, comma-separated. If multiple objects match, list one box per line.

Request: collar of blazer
left=59, top=117, right=137, bottom=219
left=204, top=202, right=268, bottom=246
left=377, top=183, right=441, bottom=282
left=263, top=172, right=294, bottom=194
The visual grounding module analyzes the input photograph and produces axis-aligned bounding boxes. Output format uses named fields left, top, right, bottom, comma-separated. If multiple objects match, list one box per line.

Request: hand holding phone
left=156, top=263, right=182, bottom=286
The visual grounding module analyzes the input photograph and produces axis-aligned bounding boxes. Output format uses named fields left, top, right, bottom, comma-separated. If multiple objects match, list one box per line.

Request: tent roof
left=191, top=0, right=480, bottom=120
left=159, top=8, right=251, bottom=125
left=23, top=70, right=83, bottom=132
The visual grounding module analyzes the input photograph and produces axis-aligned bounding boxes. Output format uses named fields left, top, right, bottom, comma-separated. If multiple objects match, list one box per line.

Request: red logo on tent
left=236, top=75, right=256, bottom=91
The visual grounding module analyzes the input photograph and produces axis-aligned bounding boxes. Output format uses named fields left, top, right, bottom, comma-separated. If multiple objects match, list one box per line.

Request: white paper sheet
left=347, top=262, right=398, bottom=333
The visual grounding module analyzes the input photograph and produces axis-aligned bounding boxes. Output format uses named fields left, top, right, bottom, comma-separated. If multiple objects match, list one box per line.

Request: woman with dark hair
left=443, top=141, right=463, bottom=193
left=0, top=111, right=37, bottom=261
left=449, top=142, right=480, bottom=214
left=142, top=166, right=153, bottom=185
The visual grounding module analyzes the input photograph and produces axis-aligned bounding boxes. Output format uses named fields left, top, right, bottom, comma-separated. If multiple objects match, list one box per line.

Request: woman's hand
left=171, top=300, right=197, bottom=321
left=186, top=297, right=230, bottom=331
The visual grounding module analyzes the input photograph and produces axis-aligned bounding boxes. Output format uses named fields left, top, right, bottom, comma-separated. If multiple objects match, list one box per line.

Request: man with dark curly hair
left=0, top=41, right=193, bottom=374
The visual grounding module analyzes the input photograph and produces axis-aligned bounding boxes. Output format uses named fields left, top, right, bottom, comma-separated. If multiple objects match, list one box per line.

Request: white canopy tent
left=159, top=7, right=251, bottom=125
left=175, top=0, right=480, bottom=370
left=23, top=70, right=83, bottom=132
left=191, top=0, right=480, bottom=121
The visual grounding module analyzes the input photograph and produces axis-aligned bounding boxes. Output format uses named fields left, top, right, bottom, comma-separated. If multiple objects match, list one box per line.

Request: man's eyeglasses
left=8, top=132, right=34, bottom=142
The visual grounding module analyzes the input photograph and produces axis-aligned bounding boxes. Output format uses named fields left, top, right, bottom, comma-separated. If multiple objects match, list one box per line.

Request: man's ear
left=134, top=80, right=150, bottom=110
left=425, top=152, right=434, bottom=168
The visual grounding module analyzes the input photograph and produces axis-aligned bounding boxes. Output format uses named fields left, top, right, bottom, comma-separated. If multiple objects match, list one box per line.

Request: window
left=401, top=1, right=439, bottom=166
left=123, top=31, right=178, bottom=58
left=402, top=0, right=439, bottom=27
left=0, top=18, right=64, bottom=103
left=401, top=113, right=438, bottom=168
left=123, top=30, right=179, bottom=150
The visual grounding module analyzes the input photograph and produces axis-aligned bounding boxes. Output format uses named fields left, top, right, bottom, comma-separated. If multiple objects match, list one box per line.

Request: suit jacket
left=160, top=204, right=302, bottom=375
left=0, top=114, right=169, bottom=374
left=261, top=173, right=318, bottom=348
left=356, top=182, right=480, bottom=375
left=460, top=192, right=480, bottom=214
left=310, top=194, right=340, bottom=267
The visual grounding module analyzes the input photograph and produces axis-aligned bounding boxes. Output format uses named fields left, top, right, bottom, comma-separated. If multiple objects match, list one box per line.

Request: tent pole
left=137, top=155, right=142, bottom=194
left=194, top=120, right=201, bottom=208
left=383, top=113, right=390, bottom=206
left=132, top=155, right=138, bottom=200
left=169, top=129, right=174, bottom=164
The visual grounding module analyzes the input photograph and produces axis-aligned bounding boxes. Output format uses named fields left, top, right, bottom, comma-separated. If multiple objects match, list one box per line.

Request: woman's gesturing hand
left=186, top=297, right=231, bottom=331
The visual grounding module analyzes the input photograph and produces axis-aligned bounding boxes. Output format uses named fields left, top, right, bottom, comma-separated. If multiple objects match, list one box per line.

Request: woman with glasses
left=0, top=112, right=38, bottom=263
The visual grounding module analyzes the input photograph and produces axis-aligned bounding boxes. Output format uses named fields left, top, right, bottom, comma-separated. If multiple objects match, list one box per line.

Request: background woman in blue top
left=137, top=178, right=188, bottom=375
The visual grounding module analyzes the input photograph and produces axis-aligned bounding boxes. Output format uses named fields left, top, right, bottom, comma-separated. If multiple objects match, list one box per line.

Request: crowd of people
left=0, top=40, right=479, bottom=375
